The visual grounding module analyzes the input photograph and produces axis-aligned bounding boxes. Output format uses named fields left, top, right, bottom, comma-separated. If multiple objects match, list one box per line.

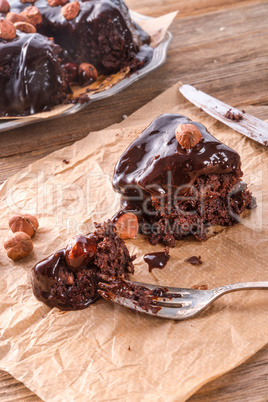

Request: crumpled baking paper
left=0, top=82, right=267, bottom=402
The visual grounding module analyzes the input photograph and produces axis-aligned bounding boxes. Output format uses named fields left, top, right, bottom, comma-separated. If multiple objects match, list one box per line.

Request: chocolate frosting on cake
left=2, top=0, right=152, bottom=74
left=113, top=113, right=242, bottom=201
left=0, top=32, right=68, bottom=116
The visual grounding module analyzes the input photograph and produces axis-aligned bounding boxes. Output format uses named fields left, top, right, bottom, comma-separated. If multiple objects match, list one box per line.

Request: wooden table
left=0, top=0, right=267, bottom=400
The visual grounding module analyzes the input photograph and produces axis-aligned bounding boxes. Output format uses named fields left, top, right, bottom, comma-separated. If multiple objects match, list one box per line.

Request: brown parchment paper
left=0, top=82, right=267, bottom=402
left=0, top=11, right=177, bottom=121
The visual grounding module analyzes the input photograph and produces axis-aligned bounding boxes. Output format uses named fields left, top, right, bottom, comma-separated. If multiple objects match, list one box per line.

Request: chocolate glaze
left=113, top=113, right=242, bottom=205
left=0, top=32, right=68, bottom=116
left=31, top=248, right=99, bottom=310
left=3, top=0, right=153, bottom=74
left=144, top=251, right=170, bottom=272
left=31, top=222, right=135, bottom=310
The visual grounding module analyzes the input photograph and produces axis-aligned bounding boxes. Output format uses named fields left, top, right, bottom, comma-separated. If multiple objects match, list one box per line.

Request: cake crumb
left=191, top=284, right=208, bottom=290
left=186, top=255, right=203, bottom=266
left=128, top=346, right=131, bottom=351
left=224, top=108, right=243, bottom=122
left=63, top=159, right=70, bottom=164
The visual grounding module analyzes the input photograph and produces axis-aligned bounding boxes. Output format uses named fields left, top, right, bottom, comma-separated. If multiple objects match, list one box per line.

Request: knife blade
left=179, top=84, right=268, bottom=147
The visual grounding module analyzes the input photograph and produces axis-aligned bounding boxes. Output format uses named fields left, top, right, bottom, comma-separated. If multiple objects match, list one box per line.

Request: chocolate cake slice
left=31, top=221, right=135, bottom=310
left=113, top=113, right=256, bottom=246
left=0, top=31, right=69, bottom=116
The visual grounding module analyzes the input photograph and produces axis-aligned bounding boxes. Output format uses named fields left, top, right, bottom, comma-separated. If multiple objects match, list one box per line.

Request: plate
left=0, top=11, right=172, bottom=133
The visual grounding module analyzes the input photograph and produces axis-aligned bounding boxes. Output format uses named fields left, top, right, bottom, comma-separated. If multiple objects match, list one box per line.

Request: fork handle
left=213, top=281, right=268, bottom=299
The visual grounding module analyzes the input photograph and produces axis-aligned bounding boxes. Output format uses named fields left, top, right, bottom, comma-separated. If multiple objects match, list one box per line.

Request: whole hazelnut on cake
left=6, top=12, right=27, bottom=24
left=47, top=0, right=68, bottom=6
left=0, top=19, right=16, bottom=40
left=61, top=1, right=80, bottom=21
left=78, top=63, right=98, bottom=86
left=0, top=0, right=10, bottom=14
left=114, top=212, right=139, bottom=240
left=14, top=21, right=36, bottom=33
left=9, top=214, right=39, bottom=238
left=4, top=232, right=34, bottom=260
left=21, top=6, right=42, bottom=27
left=175, top=123, right=203, bottom=149
left=65, top=234, right=97, bottom=270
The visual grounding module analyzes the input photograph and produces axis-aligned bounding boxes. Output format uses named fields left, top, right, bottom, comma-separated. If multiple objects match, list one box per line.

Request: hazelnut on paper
left=9, top=214, right=39, bottom=238
left=4, top=232, right=34, bottom=261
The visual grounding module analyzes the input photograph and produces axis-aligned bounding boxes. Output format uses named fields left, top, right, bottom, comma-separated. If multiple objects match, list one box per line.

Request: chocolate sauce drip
left=144, top=251, right=170, bottom=272
left=113, top=114, right=242, bottom=207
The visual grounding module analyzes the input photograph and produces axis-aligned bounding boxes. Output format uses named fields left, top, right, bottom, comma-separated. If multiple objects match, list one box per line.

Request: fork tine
left=98, top=274, right=192, bottom=298
left=98, top=281, right=190, bottom=306
left=98, top=290, right=194, bottom=320
left=125, top=279, right=192, bottom=296
left=98, top=290, right=148, bottom=312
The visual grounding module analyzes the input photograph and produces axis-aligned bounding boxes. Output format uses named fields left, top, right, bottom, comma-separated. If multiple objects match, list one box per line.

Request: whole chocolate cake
left=113, top=113, right=256, bottom=246
left=0, top=0, right=152, bottom=116
left=31, top=221, right=135, bottom=310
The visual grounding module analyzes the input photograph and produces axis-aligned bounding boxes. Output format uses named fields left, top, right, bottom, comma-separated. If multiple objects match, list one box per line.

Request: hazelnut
left=47, top=0, right=68, bottom=7
left=4, top=232, right=34, bottom=261
left=67, top=274, right=74, bottom=285
left=78, top=63, right=98, bottom=86
left=175, top=123, right=202, bottom=149
left=65, top=234, right=97, bottom=270
left=20, top=0, right=36, bottom=3
left=6, top=12, right=27, bottom=24
left=0, top=19, right=16, bottom=40
left=9, top=214, right=39, bottom=237
left=63, top=62, right=78, bottom=83
left=21, top=6, right=42, bottom=27
left=61, top=1, right=80, bottom=21
left=14, top=21, right=36, bottom=33
left=114, top=212, right=139, bottom=240
left=0, top=0, right=10, bottom=13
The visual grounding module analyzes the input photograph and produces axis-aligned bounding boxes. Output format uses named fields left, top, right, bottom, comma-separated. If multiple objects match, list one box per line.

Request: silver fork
left=98, top=276, right=268, bottom=320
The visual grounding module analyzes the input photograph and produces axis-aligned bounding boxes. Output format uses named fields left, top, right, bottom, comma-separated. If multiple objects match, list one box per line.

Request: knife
left=179, top=84, right=268, bottom=147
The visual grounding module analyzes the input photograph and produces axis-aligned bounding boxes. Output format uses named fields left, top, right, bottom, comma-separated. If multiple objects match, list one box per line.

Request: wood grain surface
left=0, top=0, right=267, bottom=400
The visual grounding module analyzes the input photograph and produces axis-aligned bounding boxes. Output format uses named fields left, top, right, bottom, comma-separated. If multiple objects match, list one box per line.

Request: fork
left=98, top=276, right=268, bottom=320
